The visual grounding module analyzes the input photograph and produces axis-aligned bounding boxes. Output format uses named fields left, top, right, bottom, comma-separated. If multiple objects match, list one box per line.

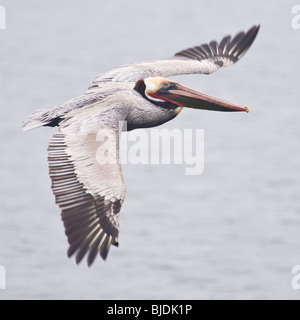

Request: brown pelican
left=22, top=25, right=259, bottom=266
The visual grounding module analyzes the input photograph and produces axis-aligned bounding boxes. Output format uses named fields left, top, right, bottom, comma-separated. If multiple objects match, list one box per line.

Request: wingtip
left=247, top=24, right=260, bottom=40
left=100, top=249, right=109, bottom=261
left=250, top=24, right=260, bottom=36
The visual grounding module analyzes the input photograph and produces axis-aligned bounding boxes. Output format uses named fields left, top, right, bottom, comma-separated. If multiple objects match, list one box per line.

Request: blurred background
left=0, top=0, right=300, bottom=299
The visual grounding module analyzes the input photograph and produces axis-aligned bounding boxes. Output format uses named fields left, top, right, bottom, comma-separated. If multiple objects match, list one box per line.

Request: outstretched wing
left=48, top=92, right=133, bottom=266
left=92, top=25, right=259, bottom=85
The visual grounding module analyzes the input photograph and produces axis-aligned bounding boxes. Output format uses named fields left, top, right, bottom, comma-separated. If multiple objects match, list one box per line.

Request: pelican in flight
left=23, top=25, right=259, bottom=266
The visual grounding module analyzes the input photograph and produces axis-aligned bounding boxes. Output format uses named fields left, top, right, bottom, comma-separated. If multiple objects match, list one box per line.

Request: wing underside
left=47, top=98, right=131, bottom=266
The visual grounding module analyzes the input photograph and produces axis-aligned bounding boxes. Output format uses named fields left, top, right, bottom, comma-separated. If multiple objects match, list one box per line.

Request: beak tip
left=245, top=107, right=250, bottom=113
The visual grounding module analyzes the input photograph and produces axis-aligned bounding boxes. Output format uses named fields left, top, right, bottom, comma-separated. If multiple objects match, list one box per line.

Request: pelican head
left=140, top=77, right=250, bottom=113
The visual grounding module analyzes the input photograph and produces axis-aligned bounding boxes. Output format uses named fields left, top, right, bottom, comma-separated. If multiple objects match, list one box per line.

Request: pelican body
left=23, top=26, right=259, bottom=266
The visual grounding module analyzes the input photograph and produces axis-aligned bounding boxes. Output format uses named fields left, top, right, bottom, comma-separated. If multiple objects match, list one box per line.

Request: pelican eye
left=161, top=81, right=170, bottom=88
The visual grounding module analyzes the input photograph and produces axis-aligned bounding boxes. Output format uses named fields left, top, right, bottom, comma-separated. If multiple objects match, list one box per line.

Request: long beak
left=155, top=83, right=250, bottom=113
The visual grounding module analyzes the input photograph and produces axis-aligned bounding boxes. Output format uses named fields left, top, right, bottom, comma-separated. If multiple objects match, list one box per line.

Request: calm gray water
left=1, top=0, right=300, bottom=299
